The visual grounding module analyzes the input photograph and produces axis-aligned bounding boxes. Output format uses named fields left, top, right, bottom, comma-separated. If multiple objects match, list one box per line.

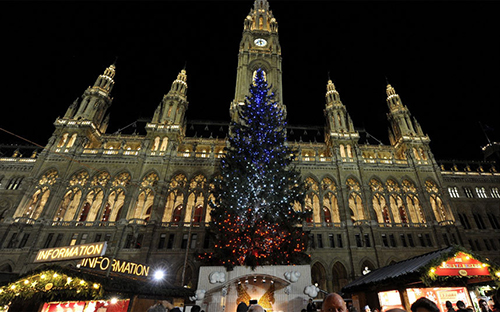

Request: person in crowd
left=308, top=299, right=318, bottom=312
left=191, top=305, right=201, bottom=312
left=456, top=300, right=472, bottom=312
left=492, top=289, right=500, bottom=312
left=446, top=301, right=455, bottom=312
left=488, top=300, right=495, bottom=312
left=364, top=306, right=371, bottom=312
left=237, top=302, right=248, bottom=312
left=321, top=293, right=347, bottom=312
left=410, top=297, right=439, bottom=312
left=248, top=304, right=265, bottom=312
left=347, top=301, right=358, bottom=312
left=147, top=300, right=174, bottom=312
left=479, top=300, right=492, bottom=312
left=386, top=308, right=406, bottom=312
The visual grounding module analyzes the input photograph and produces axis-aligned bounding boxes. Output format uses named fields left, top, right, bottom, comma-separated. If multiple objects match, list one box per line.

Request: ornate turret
left=147, top=69, right=189, bottom=154
left=71, top=63, right=116, bottom=128
left=324, top=79, right=359, bottom=149
left=151, top=69, right=188, bottom=125
left=231, top=0, right=283, bottom=122
left=386, top=83, right=426, bottom=141
left=386, top=83, right=431, bottom=161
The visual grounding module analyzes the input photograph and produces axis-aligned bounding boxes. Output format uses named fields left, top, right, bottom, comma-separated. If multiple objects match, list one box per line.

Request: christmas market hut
left=342, top=245, right=500, bottom=312
left=0, top=264, right=194, bottom=312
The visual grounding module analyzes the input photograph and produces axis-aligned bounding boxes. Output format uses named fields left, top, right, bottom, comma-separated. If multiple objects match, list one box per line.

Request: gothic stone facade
left=0, top=0, right=499, bottom=294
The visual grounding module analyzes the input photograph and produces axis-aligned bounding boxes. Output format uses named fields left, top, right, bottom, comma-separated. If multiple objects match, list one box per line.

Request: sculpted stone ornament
left=304, top=285, right=319, bottom=298
left=284, top=271, right=300, bottom=283
left=209, top=271, right=226, bottom=284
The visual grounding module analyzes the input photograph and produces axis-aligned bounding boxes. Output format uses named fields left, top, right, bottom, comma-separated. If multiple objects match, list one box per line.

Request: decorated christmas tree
left=199, top=68, right=310, bottom=269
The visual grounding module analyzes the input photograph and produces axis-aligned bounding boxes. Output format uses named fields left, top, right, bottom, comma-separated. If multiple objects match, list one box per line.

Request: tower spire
left=324, top=78, right=358, bottom=145
left=231, top=0, right=282, bottom=122
left=151, top=69, right=188, bottom=125
left=71, top=63, right=115, bottom=128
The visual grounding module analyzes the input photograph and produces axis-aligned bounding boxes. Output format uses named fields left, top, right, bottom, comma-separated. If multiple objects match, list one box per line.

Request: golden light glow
left=430, top=268, right=435, bottom=273
left=24, top=280, right=29, bottom=285
left=93, top=283, right=99, bottom=289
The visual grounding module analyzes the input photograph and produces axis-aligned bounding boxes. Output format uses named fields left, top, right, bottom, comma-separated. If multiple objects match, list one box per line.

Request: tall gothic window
left=321, top=177, right=340, bottom=226
left=133, top=172, right=159, bottom=220
left=386, top=179, right=407, bottom=225
left=402, top=179, right=426, bottom=224
left=369, top=179, right=390, bottom=225
left=304, top=177, right=320, bottom=225
left=104, top=172, right=131, bottom=222
left=346, top=178, right=365, bottom=222
left=185, top=175, right=207, bottom=226
left=54, top=170, right=89, bottom=221
left=18, top=169, right=58, bottom=219
left=163, top=174, right=187, bottom=224
left=425, top=180, right=452, bottom=223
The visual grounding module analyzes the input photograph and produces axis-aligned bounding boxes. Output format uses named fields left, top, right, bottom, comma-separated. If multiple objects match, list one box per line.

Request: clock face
left=254, top=38, right=267, bottom=47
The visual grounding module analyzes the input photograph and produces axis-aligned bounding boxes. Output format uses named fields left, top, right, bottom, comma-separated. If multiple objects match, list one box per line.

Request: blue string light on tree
left=198, top=68, right=311, bottom=269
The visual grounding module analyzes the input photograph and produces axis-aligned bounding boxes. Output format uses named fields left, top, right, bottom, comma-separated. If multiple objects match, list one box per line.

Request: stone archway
left=332, top=261, right=348, bottom=293
left=311, top=262, right=327, bottom=298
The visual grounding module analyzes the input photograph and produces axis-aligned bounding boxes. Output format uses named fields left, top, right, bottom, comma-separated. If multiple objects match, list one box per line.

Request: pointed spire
left=325, top=79, right=340, bottom=105
left=167, top=69, right=188, bottom=98
left=92, top=63, right=116, bottom=94
left=244, top=0, right=277, bottom=32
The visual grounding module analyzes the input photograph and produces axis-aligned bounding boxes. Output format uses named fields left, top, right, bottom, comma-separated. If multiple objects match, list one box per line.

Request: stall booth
left=342, top=246, right=500, bottom=312
left=0, top=264, right=194, bottom=312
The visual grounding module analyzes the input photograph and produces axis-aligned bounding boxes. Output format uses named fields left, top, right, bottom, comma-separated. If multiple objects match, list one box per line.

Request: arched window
left=57, top=133, right=68, bottom=147
left=67, top=133, right=77, bottom=148
left=54, top=171, right=89, bottom=221
left=346, top=178, right=364, bottom=222
left=160, top=137, right=169, bottom=151
left=322, top=177, right=340, bottom=225
left=425, top=180, right=452, bottom=222
left=403, top=179, right=425, bottom=223
left=133, top=172, right=159, bottom=220
left=152, top=137, right=160, bottom=151
left=78, top=202, right=90, bottom=222
left=370, top=179, right=388, bottom=225
left=17, top=169, right=58, bottom=219
left=101, top=203, right=111, bottom=222
left=172, top=204, right=183, bottom=226
left=304, top=177, right=320, bottom=225
left=163, top=173, right=188, bottom=224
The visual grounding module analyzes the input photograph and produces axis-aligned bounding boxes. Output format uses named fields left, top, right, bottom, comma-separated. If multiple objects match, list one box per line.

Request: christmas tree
left=199, top=68, right=310, bottom=269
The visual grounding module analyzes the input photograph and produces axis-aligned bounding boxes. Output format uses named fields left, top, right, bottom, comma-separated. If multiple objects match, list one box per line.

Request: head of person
left=192, top=305, right=201, bottom=312
left=410, top=297, right=439, bottom=312
left=322, top=293, right=347, bottom=312
left=446, top=301, right=453, bottom=309
left=365, top=306, right=371, bottom=312
left=248, top=304, right=265, bottom=312
left=386, top=308, right=407, bottom=312
left=237, top=302, right=249, bottom=312
left=457, top=301, right=466, bottom=309
left=160, top=301, right=174, bottom=310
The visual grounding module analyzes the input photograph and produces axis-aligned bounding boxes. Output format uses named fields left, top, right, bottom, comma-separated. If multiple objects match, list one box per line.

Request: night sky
left=1, top=1, right=499, bottom=161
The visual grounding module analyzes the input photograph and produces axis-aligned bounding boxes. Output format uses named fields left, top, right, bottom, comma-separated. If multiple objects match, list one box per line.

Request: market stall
left=0, top=264, right=194, bottom=312
left=342, top=245, right=500, bottom=312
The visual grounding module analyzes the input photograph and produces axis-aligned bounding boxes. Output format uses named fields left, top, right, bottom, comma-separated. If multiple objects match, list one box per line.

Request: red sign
left=434, top=252, right=489, bottom=276
left=41, top=299, right=130, bottom=312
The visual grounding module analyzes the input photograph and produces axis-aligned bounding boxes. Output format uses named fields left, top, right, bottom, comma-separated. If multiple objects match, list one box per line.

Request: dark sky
left=1, top=1, right=499, bottom=161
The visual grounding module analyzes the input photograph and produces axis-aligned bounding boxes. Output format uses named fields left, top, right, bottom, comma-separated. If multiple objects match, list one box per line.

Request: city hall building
left=0, top=0, right=499, bottom=296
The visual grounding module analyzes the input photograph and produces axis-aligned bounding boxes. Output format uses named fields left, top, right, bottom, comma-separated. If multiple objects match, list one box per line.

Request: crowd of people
left=146, top=288, right=499, bottom=312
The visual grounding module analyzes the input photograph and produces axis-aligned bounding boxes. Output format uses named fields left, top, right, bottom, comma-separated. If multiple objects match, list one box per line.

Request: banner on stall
left=434, top=252, right=489, bottom=276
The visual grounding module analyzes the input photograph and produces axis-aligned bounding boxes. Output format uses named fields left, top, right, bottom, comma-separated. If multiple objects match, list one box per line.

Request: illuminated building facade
left=0, top=0, right=499, bottom=295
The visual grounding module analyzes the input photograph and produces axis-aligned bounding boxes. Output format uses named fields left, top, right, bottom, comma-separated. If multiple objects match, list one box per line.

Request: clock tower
left=230, top=0, right=284, bottom=121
